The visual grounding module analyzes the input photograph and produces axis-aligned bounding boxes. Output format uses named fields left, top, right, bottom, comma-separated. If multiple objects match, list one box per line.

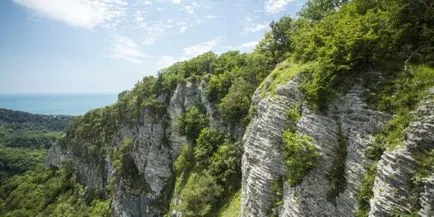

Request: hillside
left=1, top=0, right=433, bottom=217
left=0, top=108, right=73, bottom=183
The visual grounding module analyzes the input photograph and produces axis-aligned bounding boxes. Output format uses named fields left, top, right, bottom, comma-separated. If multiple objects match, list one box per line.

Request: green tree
left=194, top=128, right=227, bottom=169
left=218, top=78, right=255, bottom=125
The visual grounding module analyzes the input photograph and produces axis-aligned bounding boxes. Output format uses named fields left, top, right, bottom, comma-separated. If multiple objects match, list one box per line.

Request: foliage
left=112, top=136, right=134, bottom=174
left=326, top=124, right=348, bottom=203
left=291, top=0, right=434, bottom=110
left=356, top=163, right=378, bottom=217
left=256, top=16, right=293, bottom=65
left=299, top=0, right=348, bottom=21
left=281, top=130, right=320, bottom=186
left=0, top=109, right=72, bottom=183
left=0, top=146, right=45, bottom=183
left=177, top=173, right=223, bottom=217
left=209, top=143, right=242, bottom=192
left=174, top=128, right=242, bottom=216
left=218, top=78, right=255, bottom=125
left=178, top=107, right=209, bottom=141
left=194, top=128, right=228, bottom=169
left=216, top=189, right=241, bottom=217
left=365, top=65, right=434, bottom=159
left=260, top=57, right=303, bottom=96
left=269, top=177, right=284, bottom=217
left=174, top=144, right=193, bottom=175
left=0, top=167, right=110, bottom=217
left=287, top=103, right=302, bottom=124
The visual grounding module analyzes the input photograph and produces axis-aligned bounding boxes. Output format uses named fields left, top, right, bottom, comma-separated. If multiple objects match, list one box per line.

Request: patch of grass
left=405, top=149, right=434, bottom=215
left=259, top=57, right=304, bottom=96
left=356, top=163, right=378, bottom=217
left=365, top=65, right=434, bottom=159
left=365, top=112, right=412, bottom=160
left=217, top=189, right=242, bottom=217
left=287, top=103, right=302, bottom=124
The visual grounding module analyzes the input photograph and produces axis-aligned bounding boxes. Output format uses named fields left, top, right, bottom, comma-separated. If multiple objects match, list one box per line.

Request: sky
left=0, top=0, right=306, bottom=94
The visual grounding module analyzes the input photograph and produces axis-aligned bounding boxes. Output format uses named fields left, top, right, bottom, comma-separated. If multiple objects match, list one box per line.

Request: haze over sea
left=0, top=94, right=118, bottom=116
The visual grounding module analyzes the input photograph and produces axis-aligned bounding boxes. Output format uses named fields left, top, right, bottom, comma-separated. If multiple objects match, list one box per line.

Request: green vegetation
left=0, top=147, right=45, bottom=183
left=269, top=176, right=284, bottom=217
left=287, top=103, right=302, bottom=124
left=178, top=107, right=208, bottom=141
left=173, top=127, right=243, bottom=217
left=365, top=65, right=434, bottom=159
left=3, top=0, right=434, bottom=215
left=356, top=163, right=378, bottom=217
left=326, top=124, right=348, bottom=203
left=0, top=109, right=72, bottom=183
left=0, top=166, right=110, bottom=217
left=218, top=77, right=255, bottom=125
left=261, top=57, right=304, bottom=96
left=217, top=189, right=241, bottom=217
left=402, top=149, right=434, bottom=216
left=281, top=130, right=320, bottom=186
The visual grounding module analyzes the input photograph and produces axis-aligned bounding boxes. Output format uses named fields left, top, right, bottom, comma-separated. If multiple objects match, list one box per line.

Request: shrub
left=356, top=163, right=378, bottom=217
left=174, top=144, right=193, bottom=175
left=218, top=78, right=255, bottom=124
left=178, top=173, right=223, bottom=217
left=209, top=143, right=242, bottom=191
left=178, top=107, right=209, bottom=141
left=281, top=130, right=320, bottom=186
left=194, top=128, right=227, bottom=169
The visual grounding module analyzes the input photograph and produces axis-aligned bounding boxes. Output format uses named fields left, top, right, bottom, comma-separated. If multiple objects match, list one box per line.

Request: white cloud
left=144, top=1, right=152, bottom=5
left=153, top=55, right=178, bottom=69
left=179, top=26, right=188, bottom=33
left=141, top=21, right=174, bottom=45
left=225, top=40, right=259, bottom=52
left=264, top=0, right=295, bottom=14
left=13, top=0, right=127, bottom=28
left=183, top=36, right=225, bottom=58
left=184, top=2, right=200, bottom=14
left=205, top=15, right=220, bottom=19
left=108, top=36, right=147, bottom=64
left=169, top=0, right=182, bottom=4
left=244, top=23, right=268, bottom=33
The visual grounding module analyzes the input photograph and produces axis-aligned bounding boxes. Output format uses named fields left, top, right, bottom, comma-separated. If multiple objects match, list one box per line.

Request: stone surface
left=369, top=89, right=434, bottom=217
left=241, top=75, right=391, bottom=217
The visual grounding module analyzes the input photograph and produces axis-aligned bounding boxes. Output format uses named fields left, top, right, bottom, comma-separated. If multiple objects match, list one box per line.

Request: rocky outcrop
left=369, top=89, right=434, bottom=217
left=241, top=75, right=391, bottom=217
left=46, top=80, right=220, bottom=217
left=46, top=70, right=433, bottom=217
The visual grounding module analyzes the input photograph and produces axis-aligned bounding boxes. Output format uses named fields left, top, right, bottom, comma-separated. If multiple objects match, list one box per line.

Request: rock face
left=369, top=89, right=434, bottom=217
left=46, top=80, right=218, bottom=217
left=46, top=71, right=433, bottom=217
left=242, top=74, right=393, bottom=217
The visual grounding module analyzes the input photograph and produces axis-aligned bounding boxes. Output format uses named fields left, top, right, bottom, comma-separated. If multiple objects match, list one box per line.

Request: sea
left=0, top=94, right=118, bottom=116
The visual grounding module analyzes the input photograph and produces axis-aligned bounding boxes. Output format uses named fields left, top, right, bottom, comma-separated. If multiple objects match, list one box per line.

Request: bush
left=178, top=173, right=223, bottom=217
left=281, top=130, right=320, bottom=186
left=356, top=163, right=378, bottom=217
left=209, top=143, right=242, bottom=191
left=218, top=78, right=255, bottom=124
left=178, top=107, right=209, bottom=141
left=194, top=128, right=227, bottom=169
left=174, top=144, right=193, bottom=175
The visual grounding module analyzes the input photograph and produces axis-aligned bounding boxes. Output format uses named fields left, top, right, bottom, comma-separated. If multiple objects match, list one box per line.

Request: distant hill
left=0, top=108, right=73, bottom=131
left=0, top=108, right=74, bottom=183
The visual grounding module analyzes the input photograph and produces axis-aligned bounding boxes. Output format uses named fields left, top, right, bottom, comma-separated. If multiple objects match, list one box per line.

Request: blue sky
left=0, top=0, right=306, bottom=94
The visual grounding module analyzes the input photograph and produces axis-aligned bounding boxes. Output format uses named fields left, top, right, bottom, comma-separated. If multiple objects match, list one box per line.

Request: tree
left=299, top=0, right=349, bottom=21
left=256, top=16, right=293, bottom=65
